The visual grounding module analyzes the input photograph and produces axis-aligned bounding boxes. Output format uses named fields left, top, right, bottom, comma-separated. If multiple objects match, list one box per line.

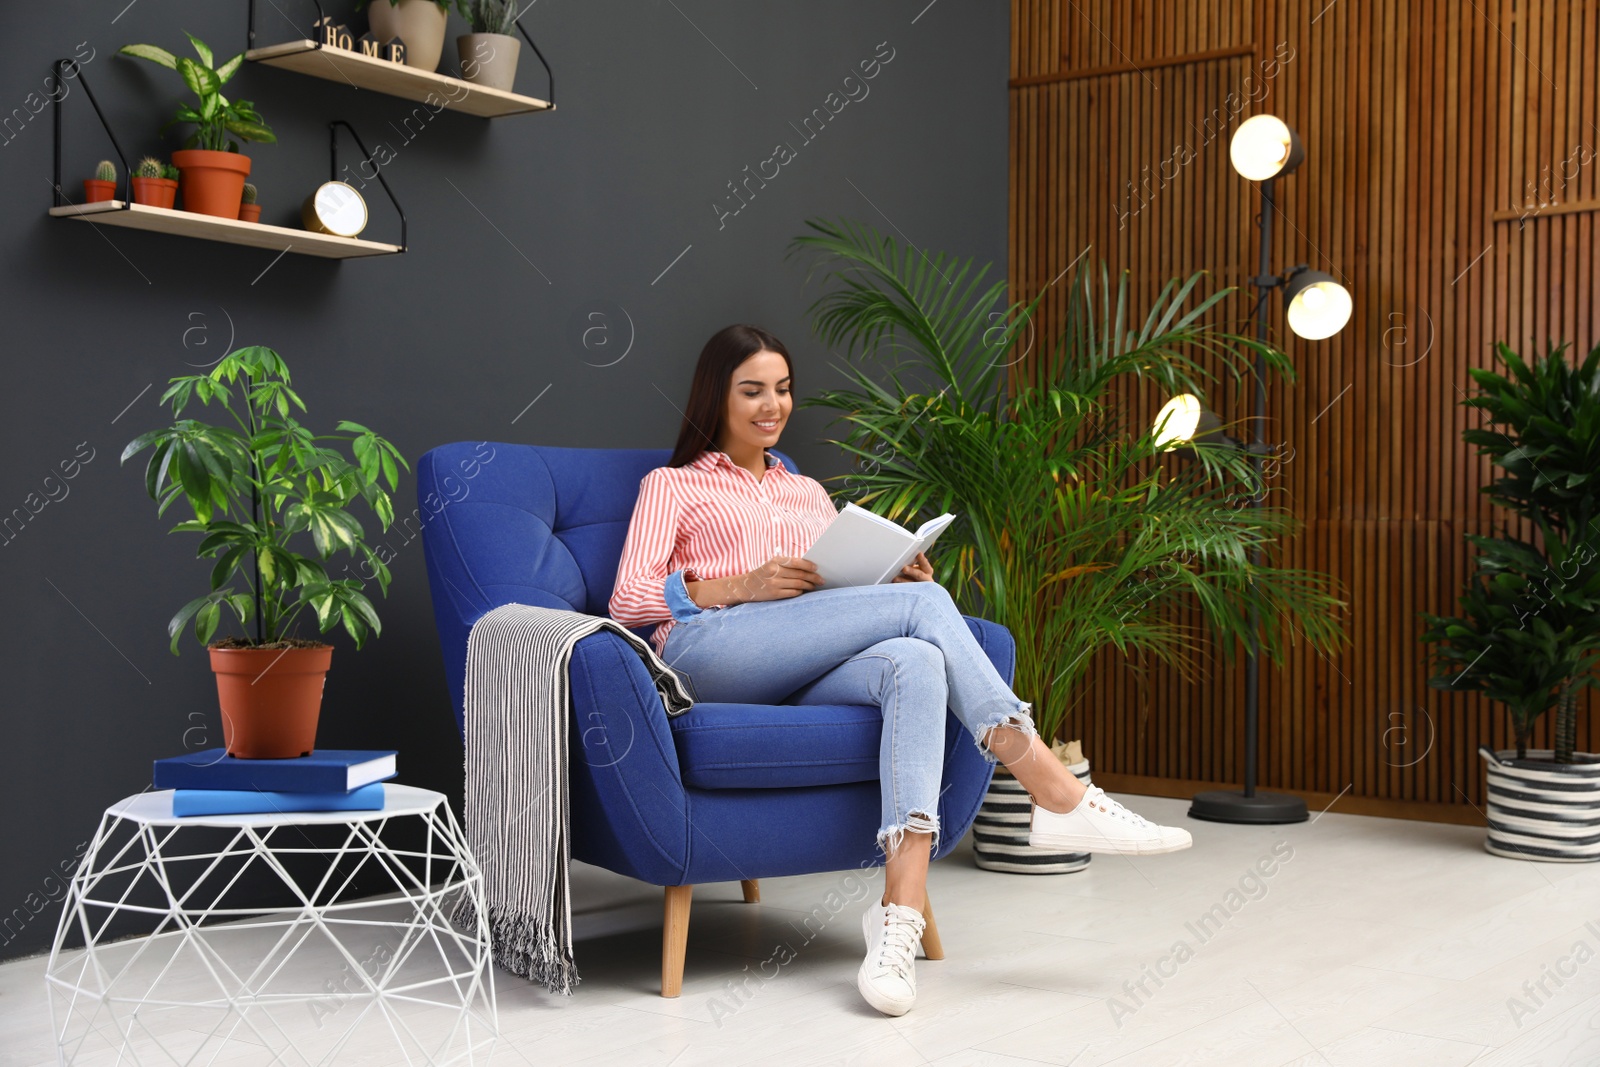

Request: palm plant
left=1421, top=341, right=1600, bottom=762
left=788, top=217, right=1346, bottom=747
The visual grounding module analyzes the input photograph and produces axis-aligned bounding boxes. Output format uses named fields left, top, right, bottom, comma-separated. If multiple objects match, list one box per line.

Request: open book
left=801, top=502, right=957, bottom=588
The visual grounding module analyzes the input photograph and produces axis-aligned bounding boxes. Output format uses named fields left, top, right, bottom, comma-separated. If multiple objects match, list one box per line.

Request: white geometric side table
left=45, top=785, right=498, bottom=1066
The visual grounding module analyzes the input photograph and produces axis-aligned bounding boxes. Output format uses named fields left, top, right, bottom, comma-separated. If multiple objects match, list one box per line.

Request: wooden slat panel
left=1009, top=0, right=1600, bottom=823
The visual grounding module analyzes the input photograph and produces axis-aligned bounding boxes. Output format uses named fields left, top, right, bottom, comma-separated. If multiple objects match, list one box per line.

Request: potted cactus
left=119, top=33, right=275, bottom=219
left=122, top=346, right=408, bottom=758
left=131, top=156, right=179, bottom=209
left=458, top=0, right=521, bottom=91
left=238, top=183, right=261, bottom=223
left=83, top=160, right=117, bottom=203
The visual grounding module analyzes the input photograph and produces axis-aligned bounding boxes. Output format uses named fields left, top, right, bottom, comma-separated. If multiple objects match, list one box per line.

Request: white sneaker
left=857, top=900, right=926, bottom=1016
left=1029, top=785, right=1193, bottom=855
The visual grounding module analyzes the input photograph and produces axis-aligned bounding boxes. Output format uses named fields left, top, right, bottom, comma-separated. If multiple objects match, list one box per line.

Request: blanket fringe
left=455, top=896, right=580, bottom=996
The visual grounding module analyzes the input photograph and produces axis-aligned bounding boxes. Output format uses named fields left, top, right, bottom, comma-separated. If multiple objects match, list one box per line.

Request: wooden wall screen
left=1009, top=0, right=1600, bottom=824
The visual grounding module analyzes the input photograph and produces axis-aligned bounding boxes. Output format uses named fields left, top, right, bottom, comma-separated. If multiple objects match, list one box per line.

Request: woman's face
left=719, top=349, right=792, bottom=454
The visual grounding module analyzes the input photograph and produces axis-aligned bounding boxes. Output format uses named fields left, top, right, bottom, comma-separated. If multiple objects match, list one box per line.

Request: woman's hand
left=891, top=551, right=934, bottom=583
left=705, top=555, right=825, bottom=605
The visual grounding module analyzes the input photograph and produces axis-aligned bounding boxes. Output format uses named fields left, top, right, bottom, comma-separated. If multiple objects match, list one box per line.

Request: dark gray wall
left=0, top=0, right=1008, bottom=961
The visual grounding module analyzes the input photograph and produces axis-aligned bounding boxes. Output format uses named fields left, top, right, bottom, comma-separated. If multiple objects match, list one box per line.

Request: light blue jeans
left=658, top=577, right=1038, bottom=860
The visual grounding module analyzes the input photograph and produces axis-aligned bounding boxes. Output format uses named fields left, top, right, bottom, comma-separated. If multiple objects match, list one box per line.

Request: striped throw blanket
left=454, top=604, right=695, bottom=994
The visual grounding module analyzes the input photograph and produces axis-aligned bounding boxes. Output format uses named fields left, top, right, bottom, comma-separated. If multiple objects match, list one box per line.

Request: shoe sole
left=1027, top=830, right=1193, bottom=855
left=856, top=964, right=914, bottom=1016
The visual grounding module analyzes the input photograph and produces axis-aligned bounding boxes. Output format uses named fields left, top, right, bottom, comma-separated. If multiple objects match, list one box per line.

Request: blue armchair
left=417, top=442, right=1017, bottom=995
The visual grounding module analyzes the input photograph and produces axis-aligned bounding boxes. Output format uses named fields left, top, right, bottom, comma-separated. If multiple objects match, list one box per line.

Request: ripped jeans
left=658, top=580, right=1038, bottom=861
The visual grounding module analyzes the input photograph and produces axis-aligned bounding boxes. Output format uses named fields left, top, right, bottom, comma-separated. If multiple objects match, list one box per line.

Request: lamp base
left=1188, top=789, right=1308, bottom=824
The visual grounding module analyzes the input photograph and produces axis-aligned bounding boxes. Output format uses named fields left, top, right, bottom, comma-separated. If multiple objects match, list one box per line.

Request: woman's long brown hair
left=666, top=324, right=795, bottom=468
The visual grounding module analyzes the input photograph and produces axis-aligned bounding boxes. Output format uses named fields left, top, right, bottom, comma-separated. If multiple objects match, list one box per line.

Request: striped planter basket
left=1481, top=745, right=1600, bottom=863
left=972, top=759, right=1094, bottom=874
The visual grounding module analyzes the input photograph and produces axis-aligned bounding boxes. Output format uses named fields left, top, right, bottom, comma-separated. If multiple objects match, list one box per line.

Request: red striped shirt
left=609, top=448, right=839, bottom=655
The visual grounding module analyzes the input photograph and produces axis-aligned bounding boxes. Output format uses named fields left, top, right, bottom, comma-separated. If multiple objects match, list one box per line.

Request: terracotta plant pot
left=368, top=0, right=449, bottom=72
left=172, top=149, right=252, bottom=219
left=209, top=645, right=333, bottom=759
left=82, top=179, right=116, bottom=203
left=130, top=176, right=179, bottom=210
left=238, top=204, right=262, bottom=223
left=457, top=33, right=521, bottom=92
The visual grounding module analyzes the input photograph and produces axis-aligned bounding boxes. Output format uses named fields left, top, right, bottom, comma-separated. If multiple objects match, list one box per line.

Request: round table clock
left=301, top=181, right=368, bottom=238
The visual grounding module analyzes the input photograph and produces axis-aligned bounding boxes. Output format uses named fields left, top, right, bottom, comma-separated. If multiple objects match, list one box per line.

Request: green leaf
left=184, top=32, right=213, bottom=67
left=178, top=57, right=221, bottom=100
left=215, top=52, right=244, bottom=83
left=119, top=43, right=178, bottom=69
left=222, top=117, right=277, bottom=144
left=195, top=600, right=221, bottom=645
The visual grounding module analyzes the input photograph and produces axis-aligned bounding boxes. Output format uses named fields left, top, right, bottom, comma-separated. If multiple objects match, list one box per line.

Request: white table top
left=104, top=784, right=446, bottom=828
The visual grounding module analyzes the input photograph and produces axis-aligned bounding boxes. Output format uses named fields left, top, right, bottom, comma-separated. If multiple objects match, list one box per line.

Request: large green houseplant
left=1421, top=340, right=1600, bottom=861
left=788, top=216, right=1346, bottom=776
left=123, top=346, right=407, bottom=758
left=119, top=33, right=275, bottom=219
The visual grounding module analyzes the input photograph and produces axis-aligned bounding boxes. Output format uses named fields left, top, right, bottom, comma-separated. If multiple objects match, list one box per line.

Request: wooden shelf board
left=49, top=201, right=403, bottom=259
left=246, top=41, right=553, bottom=118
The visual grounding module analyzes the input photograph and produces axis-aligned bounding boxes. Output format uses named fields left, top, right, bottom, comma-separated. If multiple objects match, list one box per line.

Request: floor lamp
left=1181, top=114, right=1353, bottom=824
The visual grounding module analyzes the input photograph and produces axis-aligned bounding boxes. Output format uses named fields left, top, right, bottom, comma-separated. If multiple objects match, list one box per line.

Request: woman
left=609, top=324, right=1192, bottom=1017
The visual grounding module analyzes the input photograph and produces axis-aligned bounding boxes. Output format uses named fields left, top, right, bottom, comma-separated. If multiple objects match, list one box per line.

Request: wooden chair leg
left=740, top=878, right=760, bottom=903
left=919, top=891, right=945, bottom=960
left=662, top=884, right=693, bottom=997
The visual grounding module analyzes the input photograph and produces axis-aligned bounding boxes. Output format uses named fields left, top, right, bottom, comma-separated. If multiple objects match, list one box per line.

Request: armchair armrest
left=565, top=630, right=692, bottom=884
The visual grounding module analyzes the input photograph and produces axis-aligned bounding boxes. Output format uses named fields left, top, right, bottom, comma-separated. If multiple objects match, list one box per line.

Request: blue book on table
left=172, top=783, right=387, bottom=817
left=154, top=749, right=398, bottom=793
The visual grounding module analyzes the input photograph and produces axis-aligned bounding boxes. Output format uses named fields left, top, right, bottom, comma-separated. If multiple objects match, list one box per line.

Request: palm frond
left=790, top=217, right=1347, bottom=742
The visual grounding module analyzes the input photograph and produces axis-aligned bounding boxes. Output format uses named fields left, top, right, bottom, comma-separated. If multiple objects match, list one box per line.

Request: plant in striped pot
left=789, top=218, right=1348, bottom=873
left=1422, top=340, right=1600, bottom=862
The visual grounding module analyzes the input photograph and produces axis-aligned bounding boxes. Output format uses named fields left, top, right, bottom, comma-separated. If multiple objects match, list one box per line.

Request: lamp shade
left=1229, top=115, right=1304, bottom=181
left=1283, top=270, right=1353, bottom=340
left=1153, top=394, right=1227, bottom=451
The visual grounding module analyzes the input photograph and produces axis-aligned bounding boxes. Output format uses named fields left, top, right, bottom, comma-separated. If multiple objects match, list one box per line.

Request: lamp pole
left=1188, top=175, right=1310, bottom=824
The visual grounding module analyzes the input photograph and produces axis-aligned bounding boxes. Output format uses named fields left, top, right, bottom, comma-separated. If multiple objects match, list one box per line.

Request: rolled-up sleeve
left=662, top=568, right=706, bottom=620
left=609, top=470, right=689, bottom=627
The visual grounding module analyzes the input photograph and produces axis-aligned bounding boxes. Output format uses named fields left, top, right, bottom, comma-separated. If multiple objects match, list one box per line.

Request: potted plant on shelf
left=83, top=160, right=117, bottom=203
left=119, top=33, right=276, bottom=219
left=239, top=183, right=261, bottom=223
left=790, top=217, right=1348, bottom=873
left=1422, top=340, right=1600, bottom=862
left=458, top=0, right=521, bottom=91
left=131, top=156, right=179, bottom=209
left=121, top=345, right=408, bottom=759
left=361, top=0, right=462, bottom=72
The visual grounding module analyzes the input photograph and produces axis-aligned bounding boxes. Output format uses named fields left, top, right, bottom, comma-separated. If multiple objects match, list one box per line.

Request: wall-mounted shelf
left=49, top=200, right=403, bottom=259
left=246, top=40, right=553, bottom=118
left=244, top=0, right=555, bottom=119
left=51, top=56, right=409, bottom=262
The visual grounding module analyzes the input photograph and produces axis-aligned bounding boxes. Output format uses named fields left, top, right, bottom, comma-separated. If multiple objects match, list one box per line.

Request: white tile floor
left=5, top=791, right=1598, bottom=1066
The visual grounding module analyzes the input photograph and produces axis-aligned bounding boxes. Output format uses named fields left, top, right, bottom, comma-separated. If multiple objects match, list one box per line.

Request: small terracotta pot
left=172, top=149, right=252, bottom=219
left=238, top=203, right=262, bottom=223
left=368, top=0, right=449, bottom=71
left=457, top=33, right=521, bottom=92
left=82, top=179, right=116, bottom=203
left=131, top=176, right=179, bottom=210
left=209, top=645, right=333, bottom=759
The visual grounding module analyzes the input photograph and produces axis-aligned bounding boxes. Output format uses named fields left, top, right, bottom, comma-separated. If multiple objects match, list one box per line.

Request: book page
left=801, top=503, right=956, bottom=587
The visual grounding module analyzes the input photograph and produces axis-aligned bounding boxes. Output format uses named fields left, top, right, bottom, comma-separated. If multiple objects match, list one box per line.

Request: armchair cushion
left=669, top=702, right=881, bottom=790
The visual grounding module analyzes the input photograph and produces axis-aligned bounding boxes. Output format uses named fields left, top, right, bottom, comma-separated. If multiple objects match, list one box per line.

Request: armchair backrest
left=416, top=442, right=799, bottom=730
